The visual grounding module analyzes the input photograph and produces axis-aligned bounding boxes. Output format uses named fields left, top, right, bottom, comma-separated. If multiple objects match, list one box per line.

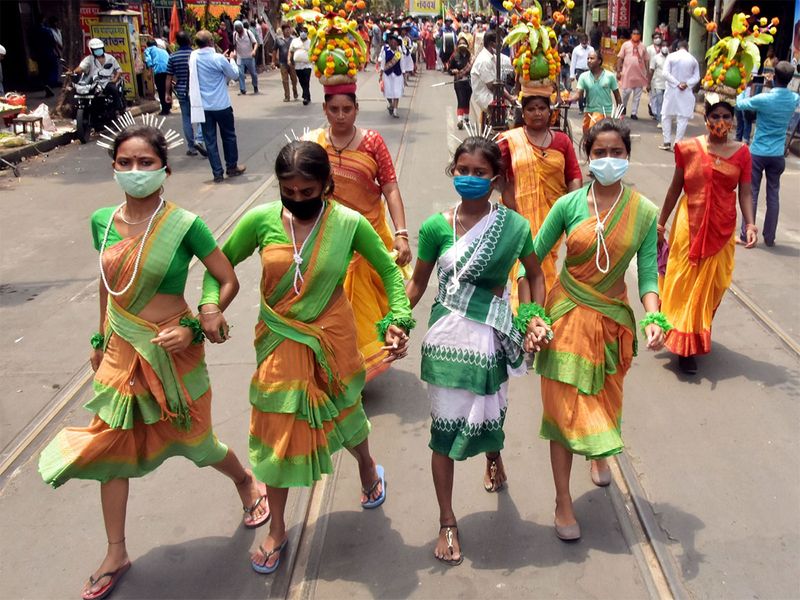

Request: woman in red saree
left=423, top=24, right=437, bottom=70
left=658, top=100, right=757, bottom=374
left=306, top=85, right=412, bottom=381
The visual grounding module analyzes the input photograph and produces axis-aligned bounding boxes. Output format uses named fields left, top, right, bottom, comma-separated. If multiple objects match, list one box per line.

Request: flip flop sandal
left=484, top=453, right=505, bottom=493
left=81, top=561, right=131, bottom=600
left=361, top=464, right=386, bottom=509
left=436, top=524, right=463, bottom=566
left=243, top=494, right=271, bottom=528
left=251, top=538, right=288, bottom=574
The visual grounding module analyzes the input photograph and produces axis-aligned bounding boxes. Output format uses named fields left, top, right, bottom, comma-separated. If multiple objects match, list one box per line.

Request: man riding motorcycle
left=73, top=38, right=125, bottom=111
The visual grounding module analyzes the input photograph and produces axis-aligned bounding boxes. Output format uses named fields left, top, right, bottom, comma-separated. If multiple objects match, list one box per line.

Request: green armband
left=376, top=312, right=417, bottom=341
left=513, top=302, right=552, bottom=335
left=90, top=332, right=105, bottom=350
left=639, top=311, right=673, bottom=334
left=179, top=317, right=206, bottom=345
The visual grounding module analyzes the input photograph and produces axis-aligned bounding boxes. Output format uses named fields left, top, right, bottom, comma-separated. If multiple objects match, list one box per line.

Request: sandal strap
left=255, top=540, right=286, bottom=566
left=88, top=563, right=126, bottom=586
left=243, top=495, right=264, bottom=515
left=361, top=477, right=381, bottom=497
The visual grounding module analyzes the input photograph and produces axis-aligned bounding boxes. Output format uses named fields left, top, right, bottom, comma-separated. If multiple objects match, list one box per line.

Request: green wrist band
left=376, top=312, right=417, bottom=341
left=90, top=332, right=105, bottom=350
left=639, top=311, right=673, bottom=334
left=513, top=302, right=552, bottom=335
left=179, top=317, right=205, bottom=345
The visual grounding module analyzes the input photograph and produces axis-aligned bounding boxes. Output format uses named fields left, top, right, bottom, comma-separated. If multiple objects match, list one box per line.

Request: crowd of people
left=36, top=8, right=800, bottom=599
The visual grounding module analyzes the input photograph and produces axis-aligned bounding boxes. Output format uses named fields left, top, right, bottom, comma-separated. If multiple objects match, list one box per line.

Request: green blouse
left=532, top=186, right=659, bottom=299
left=91, top=206, right=217, bottom=296
left=417, top=211, right=535, bottom=288
left=200, top=202, right=412, bottom=320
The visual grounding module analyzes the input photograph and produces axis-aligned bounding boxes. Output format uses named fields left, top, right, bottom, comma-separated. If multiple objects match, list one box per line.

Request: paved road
left=0, top=66, right=798, bottom=599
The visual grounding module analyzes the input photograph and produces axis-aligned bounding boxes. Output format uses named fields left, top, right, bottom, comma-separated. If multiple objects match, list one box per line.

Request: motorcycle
left=70, top=64, right=124, bottom=144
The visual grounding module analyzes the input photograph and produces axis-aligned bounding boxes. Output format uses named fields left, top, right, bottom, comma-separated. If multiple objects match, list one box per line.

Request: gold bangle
left=199, top=309, right=221, bottom=316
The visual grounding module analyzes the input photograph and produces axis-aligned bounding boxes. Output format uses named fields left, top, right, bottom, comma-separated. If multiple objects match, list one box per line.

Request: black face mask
left=280, top=194, right=324, bottom=220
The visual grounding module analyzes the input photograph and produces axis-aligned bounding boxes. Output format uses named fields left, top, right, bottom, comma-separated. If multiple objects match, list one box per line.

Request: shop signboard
left=184, top=0, right=240, bottom=18
left=80, top=2, right=102, bottom=50
left=90, top=22, right=138, bottom=100
left=408, top=0, right=441, bottom=16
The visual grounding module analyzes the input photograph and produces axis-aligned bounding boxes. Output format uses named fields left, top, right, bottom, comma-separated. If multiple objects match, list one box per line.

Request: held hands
left=645, top=324, right=665, bottom=351
left=89, top=349, right=104, bottom=372
left=393, top=236, right=412, bottom=266
left=524, top=317, right=552, bottom=353
left=678, top=82, right=688, bottom=90
left=656, top=223, right=667, bottom=247
left=382, top=324, right=409, bottom=363
left=150, top=325, right=193, bottom=353
left=744, top=224, right=758, bottom=249
left=199, top=306, right=231, bottom=344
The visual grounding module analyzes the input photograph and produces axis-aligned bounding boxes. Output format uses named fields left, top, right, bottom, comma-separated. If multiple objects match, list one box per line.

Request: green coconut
left=316, top=48, right=349, bottom=75
left=712, top=63, right=743, bottom=88
left=529, top=53, right=550, bottom=79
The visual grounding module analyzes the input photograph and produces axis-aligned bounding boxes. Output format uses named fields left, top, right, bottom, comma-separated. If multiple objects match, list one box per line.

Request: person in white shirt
left=659, top=40, right=700, bottom=150
left=648, top=45, right=669, bottom=125
left=570, top=34, right=593, bottom=111
left=290, top=28, right=313, bottom=105
left=470, top=31, right=513, bottom=128
left=646, top=33, right=662, bottom=64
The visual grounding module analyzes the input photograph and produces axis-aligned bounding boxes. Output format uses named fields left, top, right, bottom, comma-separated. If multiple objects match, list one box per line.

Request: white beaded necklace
left=288, top=202, right=326, bottom=295
left=447, top=202, right=495, bottom=295
left=589, top=182, right=624, bottom=274
left=98, top=198, right=165, bottom=296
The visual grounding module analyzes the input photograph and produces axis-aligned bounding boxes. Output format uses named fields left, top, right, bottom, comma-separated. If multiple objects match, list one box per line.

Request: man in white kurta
left=659, top=41, right=699, bottom=150
left=470, top=31, right=512, bottom=127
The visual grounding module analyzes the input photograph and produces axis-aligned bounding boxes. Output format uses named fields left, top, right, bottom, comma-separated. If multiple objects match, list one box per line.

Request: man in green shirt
left=570, top=51, right=622, bottom=133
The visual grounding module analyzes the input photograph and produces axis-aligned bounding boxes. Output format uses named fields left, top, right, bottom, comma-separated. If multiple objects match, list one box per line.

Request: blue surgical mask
left=92, top=48, right=104, bottom=57
left=453, top=175, right=493, bottom=200
left=114, top=167, right=168, bottom=198
left=588, top=157, right=629, bottom=186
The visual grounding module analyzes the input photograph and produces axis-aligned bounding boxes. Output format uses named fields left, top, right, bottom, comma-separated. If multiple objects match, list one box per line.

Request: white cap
left=0, top=44, right=6, bottom=56
left=88, top=38, right=104, bottom=50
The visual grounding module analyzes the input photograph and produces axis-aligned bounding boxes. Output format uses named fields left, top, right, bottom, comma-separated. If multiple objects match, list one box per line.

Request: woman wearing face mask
left=498, top=84, right=583, bottom=295
left=533, top=120, right=668, bottom=541
left=200, top=141, right=413, bottom=574
left=38, top=125, right=269, bottom=600
left=406, top=137, right=550, bottom=565
left=305, top=85, right=412, bottom=381
left=657, top=101, right=757, bottom=375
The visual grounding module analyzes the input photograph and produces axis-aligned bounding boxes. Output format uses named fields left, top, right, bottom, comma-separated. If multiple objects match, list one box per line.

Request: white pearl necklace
left=447, top=202, right=495, bottom=295
left=288, top=202, right=326, bottom=295
left=98, top=198, right=165, bottom=296
left=589, top=182, right=624, bottom=274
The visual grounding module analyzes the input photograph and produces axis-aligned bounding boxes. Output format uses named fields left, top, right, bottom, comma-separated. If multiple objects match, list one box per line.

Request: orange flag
left=169, top=0, right=180, bottom=45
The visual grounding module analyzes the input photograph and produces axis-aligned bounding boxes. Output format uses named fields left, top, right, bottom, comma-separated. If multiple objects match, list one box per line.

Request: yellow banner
left=90, top=22, right=138, bottom=100
left=408, top=0, right=441, bottom=16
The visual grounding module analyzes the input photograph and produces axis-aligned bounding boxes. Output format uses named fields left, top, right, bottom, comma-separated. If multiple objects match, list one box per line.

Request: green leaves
left=503, top=23, right=529, bottom=47
left=731, top=12, right=749, bottom=35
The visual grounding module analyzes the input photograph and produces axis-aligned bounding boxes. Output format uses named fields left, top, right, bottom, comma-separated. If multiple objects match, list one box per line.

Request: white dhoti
left=383, top=73, right=404, bottom=99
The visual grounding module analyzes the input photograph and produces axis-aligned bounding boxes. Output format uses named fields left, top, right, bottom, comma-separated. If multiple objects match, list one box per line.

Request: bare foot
left=237, top=470, right=269, bottom=526
left=554, top=494, right=578, bottom=527
left=251, top=532, right=288, bottom=571
left=358, top=460, right=383, bottom=504
left=483, top=453, right=507, bottom=492
left=434, top=524, right=463, bottom=564
left=81, top=545, right=129, bottom=598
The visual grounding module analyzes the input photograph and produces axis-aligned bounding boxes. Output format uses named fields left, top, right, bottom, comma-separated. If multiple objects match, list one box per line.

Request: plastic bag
left=31, top=103, right=57, bottom=132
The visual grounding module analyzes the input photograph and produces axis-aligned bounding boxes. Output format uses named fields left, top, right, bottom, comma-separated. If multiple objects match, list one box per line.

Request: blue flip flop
left=251, top=538, right=288, bottom=574
left=361, top=464, right=386, bottom=509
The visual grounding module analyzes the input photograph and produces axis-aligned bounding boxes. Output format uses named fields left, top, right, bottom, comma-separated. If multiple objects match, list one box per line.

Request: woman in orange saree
left=533, top=121, right=668, bottom=541
left=306, top=86, right=411, bottom=381
left=499, top=84, right=583, bottom=297
left=658, top=101, right=757, bottom=374
left=38, top=126, right=268, bottom=600
left=201, top=141, right=413, bottom=575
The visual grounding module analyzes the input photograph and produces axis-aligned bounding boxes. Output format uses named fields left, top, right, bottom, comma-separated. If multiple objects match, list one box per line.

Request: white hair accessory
left=96, top=112, right=183, bottom=151
left=448, top=122, right=499, bottom=145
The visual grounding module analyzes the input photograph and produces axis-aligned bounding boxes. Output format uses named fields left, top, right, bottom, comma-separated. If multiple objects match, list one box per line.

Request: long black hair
left=274, top=140, right=335, bottom=196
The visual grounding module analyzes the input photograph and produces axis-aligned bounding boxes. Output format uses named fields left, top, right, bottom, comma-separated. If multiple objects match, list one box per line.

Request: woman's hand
left=656, top=223, right=667, bottom=247
left=524, top=317, right=551, bottom=353
left=89, top=349, right=104, bottom=372
left=645, top=324, right=665, bottom=351
left=744, top=224, right=758, bottom=249
left=393, top=236, right=412, bottom=266
left=151, top=325, right=194, bottom=353
left=199, top=309, right=230, bottom=344
left=382, top=324, right=409, bottom=363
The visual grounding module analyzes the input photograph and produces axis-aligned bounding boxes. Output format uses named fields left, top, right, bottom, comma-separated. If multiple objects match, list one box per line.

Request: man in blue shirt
left=166, top=31, right=206, bottom=157
left=736, top=61, right=800, bottom=246
left=190, top=30, right=246, bottom=183
left=144, top=39, right=171, bottom=115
